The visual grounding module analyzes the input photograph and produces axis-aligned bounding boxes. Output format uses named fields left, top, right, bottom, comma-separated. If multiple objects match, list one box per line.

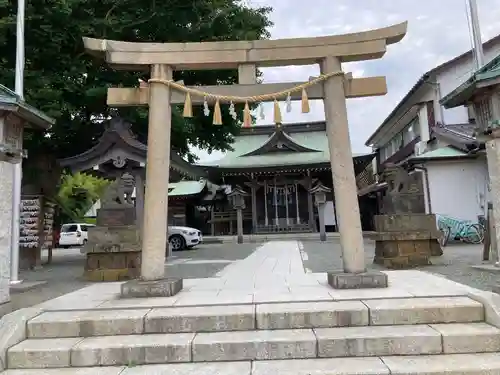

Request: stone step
left=26, top=297, right=484, bottom=338
left=8, top=323, right=500, bottom=369
left=3, top=353, right=500, bottom=374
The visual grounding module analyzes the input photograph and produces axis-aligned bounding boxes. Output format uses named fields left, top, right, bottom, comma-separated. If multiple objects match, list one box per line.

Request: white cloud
left=193, top=0, right=500, bottom=162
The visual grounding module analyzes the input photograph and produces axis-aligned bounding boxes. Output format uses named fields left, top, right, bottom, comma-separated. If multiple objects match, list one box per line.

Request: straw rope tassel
left=301, top=88, right=310, bottom=113
left=243, top=101, right=252, bottom=127
left=273, top=99, right=282, bottom=124
left=213, top=99, right=223, bottom=125
left=183, top=92, right=193, bottom=117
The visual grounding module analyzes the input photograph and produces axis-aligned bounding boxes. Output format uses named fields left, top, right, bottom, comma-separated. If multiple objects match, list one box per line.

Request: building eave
left=366, top=34, right=500, bottom=146
left=441, top=54, right=500, bottom=108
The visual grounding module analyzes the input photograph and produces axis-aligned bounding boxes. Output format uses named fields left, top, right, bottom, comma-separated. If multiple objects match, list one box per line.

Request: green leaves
left=0, top=0, right=272, bottom=160
left=55, top=172, right=110, bottom=222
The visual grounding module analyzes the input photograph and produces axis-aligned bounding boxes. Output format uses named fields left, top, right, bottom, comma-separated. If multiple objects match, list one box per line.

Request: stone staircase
left=3, top=296, right=500, bottom=374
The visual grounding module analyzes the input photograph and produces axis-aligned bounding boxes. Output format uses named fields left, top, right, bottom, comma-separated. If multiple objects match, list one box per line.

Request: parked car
left=58, top=223, right=95, bottom=248
left=168, top=226, right=202, bottom=251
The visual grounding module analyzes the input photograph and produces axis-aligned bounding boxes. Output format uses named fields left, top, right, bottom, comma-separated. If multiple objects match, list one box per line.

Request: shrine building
left=199, top=121, right=375, bottom=235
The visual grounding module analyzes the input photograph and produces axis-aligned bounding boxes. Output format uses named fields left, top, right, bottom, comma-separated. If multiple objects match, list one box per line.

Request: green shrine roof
left=408, top=146, right=470, bottom=162
left=200, top=124, right=373, bottom=170
left=441, top=54, right=500, bottom=108
left=0, top=84, right=54, bottom=129
left=168, top=180, right=206, bottom=196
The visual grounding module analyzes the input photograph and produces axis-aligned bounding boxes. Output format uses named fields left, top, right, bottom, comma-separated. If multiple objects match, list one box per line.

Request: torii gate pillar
left=120, top=64, right=184, bottom=297
left=141, top=64, right=173, bottom=280
left=321, top=56, right=365, bottom=273
left=322, top=56, right=388, bottom=289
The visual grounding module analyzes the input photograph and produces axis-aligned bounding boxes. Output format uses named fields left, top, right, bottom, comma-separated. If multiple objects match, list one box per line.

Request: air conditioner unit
left=414, top=141, right=427, bottom=156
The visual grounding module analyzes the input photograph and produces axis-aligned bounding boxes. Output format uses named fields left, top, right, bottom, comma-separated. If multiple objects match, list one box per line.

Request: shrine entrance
left=83, top=21, right=407, bottom=292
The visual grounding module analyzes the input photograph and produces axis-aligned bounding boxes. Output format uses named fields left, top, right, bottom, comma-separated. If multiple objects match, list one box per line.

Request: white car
left=168, top=226, right=202, bottom=251
left=58, top=223, right=95, bottom=248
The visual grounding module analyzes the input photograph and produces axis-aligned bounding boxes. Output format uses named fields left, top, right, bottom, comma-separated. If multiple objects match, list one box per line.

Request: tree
left=0, top=0, right=272, bottom=190
left=55, top=172, right=109, bottom=223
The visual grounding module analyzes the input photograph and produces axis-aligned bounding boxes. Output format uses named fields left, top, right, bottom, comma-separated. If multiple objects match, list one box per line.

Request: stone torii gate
left=83, top=21, right=407, bottom=295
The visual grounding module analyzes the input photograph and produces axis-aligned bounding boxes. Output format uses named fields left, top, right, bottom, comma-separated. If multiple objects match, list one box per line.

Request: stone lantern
left=228, top=186, right=249, bottom=244
left=309, top=182, right=331, bottom=242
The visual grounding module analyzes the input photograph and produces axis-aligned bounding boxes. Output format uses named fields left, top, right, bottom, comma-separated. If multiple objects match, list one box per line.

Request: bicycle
left=436, top=214, right=485, bottom=247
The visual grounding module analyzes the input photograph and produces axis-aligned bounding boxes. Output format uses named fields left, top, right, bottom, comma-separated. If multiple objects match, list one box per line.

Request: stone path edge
left=467, top=290, right=500, bottom=327
left=0, top=307, right=43, bottom=371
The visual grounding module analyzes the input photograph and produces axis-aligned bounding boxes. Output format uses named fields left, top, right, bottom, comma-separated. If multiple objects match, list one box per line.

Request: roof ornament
left=112, top=155, right=126, bottom=168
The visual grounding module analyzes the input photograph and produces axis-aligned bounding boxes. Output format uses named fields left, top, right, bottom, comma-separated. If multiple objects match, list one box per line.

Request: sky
left=193, top=0, right=500, bottom=163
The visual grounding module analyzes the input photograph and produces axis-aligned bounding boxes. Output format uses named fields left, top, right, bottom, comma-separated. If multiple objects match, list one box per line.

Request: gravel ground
left=301, top=239, right=500, bottom=292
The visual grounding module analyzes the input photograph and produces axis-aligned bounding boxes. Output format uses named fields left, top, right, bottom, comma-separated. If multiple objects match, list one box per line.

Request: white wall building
left=0, top=86, right=53, bottom=316
left=363, top=35, right=500, bottom=223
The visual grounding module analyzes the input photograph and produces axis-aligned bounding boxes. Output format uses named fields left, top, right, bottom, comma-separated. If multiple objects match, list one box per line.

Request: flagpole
left=10, top=0, right=25, bottom=285
left=468, top=0, right=484, bottom=69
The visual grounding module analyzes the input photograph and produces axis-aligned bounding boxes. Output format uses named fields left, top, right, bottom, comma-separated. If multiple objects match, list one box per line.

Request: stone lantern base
left=373, top=214, right=442, bottom=269
left=83, top=206, right=141, bottom=282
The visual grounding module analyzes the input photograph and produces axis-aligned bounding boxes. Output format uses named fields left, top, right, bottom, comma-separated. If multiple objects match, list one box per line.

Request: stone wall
left=0, top=161, right=13, bottom=308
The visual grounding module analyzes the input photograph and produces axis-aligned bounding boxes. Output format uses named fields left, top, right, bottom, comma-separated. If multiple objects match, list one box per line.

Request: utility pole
left=10, top=0, right=26, bottom=285
left=468, top=0, right=485, bottom=69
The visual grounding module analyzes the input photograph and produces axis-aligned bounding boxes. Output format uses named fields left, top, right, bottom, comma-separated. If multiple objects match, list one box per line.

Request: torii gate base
left=84, top=21, right=407, bottom=295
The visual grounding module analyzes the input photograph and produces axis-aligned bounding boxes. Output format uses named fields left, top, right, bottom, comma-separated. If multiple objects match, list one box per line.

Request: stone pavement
left=25, top=241, right=495, bottom=311
left=301, top=240, right=500, bottom=292
left=8, top=239, right=500, bottom=314
left=2, top=240, right=500, bottom=374
left=9, top=244, right=256, bottom=312
left=3, top=241, right=500, bottom=374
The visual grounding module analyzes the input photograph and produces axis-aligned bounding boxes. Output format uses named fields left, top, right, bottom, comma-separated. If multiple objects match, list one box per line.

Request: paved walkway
left=216, top=241, right=306, bottom=287
left=8, top=244, right=256, bottom=312
left=29, top=240, right=490, bottom=314
left=7, top=240, right=500, bottom=314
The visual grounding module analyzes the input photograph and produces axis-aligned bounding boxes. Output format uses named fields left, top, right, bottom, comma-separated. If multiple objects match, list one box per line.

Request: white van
left=58, top=223, right=95, bottom=248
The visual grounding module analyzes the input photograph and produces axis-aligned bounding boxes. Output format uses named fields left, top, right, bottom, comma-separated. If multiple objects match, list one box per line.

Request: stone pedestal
left=83, top=206, right=141, bottom=282
left=120, top=278, right=182, bottom=298
left=327, top=271, right=388, bottom=289
left=373, top=214, right=442, bottom=269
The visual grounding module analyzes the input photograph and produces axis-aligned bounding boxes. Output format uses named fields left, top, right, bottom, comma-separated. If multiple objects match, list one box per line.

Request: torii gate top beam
left=83, top=22, right=407, bottom=71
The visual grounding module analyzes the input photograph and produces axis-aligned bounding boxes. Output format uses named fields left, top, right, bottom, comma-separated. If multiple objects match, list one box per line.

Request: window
left=80, top=225, right=88, bottom=232
left=61, top=224, right=78, bottom=233
left=392, top=133, right=403, bottom=152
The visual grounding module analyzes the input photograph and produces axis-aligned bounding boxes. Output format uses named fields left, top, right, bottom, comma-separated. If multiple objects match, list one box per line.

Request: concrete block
left=382, top=353, right=500, bottom=375
left=145, top=304, right=254, bottom=333
left=28, top=309, right=150, bottom=338
left=467, top=290, right=500, bottom=328
left=120, top=278, right=183, bottom=298
left=252, top=357, right=390, bottom=375
left=329, top=287, right=413, bottom=301
left=315, top=325, right=442, bottom=357
left=0, top=307, right=43, bottom=371
left=1, top=368, right=126, bottom=374
left=120, top=362, right=252, bottom=375
left=256, top=301, right=368, bottom=329
left=7, top=337, right=82, bottom=369
left=192, top=329, right=317, bottom=362
left=174, top=291, right=253, bottom=306
left=97, top=296, right=178, bottom=310
left=71, top=333, right=194, bottom=366
left=327, top=271, right=388, bottom=289
left=363, top=297, right=484, bottom=325
left=430, top=323, right=500, bottom=353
